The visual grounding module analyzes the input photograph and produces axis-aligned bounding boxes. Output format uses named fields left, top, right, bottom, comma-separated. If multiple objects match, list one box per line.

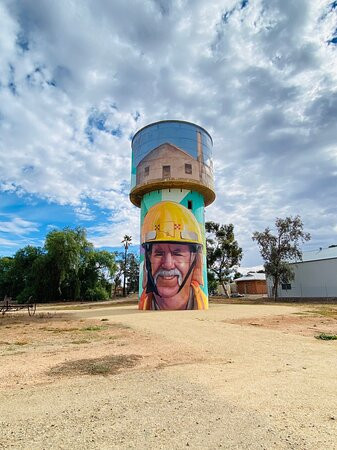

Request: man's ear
left=191, top=252, right=204, bottom=286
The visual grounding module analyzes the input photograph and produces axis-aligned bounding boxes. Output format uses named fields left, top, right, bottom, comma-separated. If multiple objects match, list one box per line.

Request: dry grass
left=0, top=312, right=66, bottom=327
left=0, top=312, right=140, bottom=388
left=48, top=354, right=142, bottom=377
left=70, top=339, right=90, bottom=344
left=210, top=296, right=337, bottom=307
left=292, top=306, right=337, bottom=319
left=40, top=326, right=81, bottom=333
left=40, top=298, right=138, bottom=311
left=308, top=306, right=337, bottom=318
left=224, top=311, right=337, bottom=338
left=13, top=341, right=29, bottom=346
left=81, top=325, right=108, bottom=331
left=0, top=315, right=131, bottom=355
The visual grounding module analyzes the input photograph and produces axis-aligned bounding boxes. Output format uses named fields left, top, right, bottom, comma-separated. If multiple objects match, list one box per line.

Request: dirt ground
left=0, top=300, right=336, bottom=449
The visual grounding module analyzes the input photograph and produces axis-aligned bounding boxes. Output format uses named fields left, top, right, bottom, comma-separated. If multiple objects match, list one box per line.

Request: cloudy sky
left=0, top=0, right=336, bottom=267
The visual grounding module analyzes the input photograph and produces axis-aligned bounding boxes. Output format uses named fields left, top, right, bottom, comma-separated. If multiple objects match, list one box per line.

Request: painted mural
left=139, top=201, right=208, bottom=310
left=130, top=120, right=215, bottom=311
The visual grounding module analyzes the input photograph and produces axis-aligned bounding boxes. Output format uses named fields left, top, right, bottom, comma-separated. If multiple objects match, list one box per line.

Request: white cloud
left=0, top=0, right=337, bottom=264
left=88, top=203, right=140, bottom=248
left=0, top=237, right=20, bottom=247
left=0, top=216, right=38, bottom=235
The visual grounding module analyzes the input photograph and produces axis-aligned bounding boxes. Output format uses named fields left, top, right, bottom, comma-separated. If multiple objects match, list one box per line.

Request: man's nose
left=162, top=252, right=174, bottom=269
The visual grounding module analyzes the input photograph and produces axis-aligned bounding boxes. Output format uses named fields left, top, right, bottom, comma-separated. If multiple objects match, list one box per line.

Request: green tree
left=112, top=252, right=124, bottom=297
left=80, top=249, right=117, bottom=301
left=0, top=247, right=44, bottom=302
left=12, top=246, right=44, bottom=300
left=126, top=253, right=139, bottom=294
left=0, top=227, right=118, bottom=303
left=206, top=222, right=243, bottom=297
left=29, top=253, right=56, bottom=302
left=0, top=256, right=14, bottom=298
left=206, top=269, right=218, bottom=295
left=252, top=215, right=311, bottom=300
left=45, top=227, right=91, bottom=299
left=112, top=251, right=139, bottom=296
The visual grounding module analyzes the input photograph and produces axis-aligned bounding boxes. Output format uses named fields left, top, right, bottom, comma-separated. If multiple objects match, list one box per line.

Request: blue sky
left=0, top=0, right=337, bottom=266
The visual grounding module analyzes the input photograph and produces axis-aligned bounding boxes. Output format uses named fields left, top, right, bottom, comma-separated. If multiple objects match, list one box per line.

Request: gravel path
left=0, top=303, right=336, bottom=449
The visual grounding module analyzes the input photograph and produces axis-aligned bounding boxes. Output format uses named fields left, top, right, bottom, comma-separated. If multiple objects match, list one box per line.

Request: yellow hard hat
left=142, top=201, right=202, bottom=245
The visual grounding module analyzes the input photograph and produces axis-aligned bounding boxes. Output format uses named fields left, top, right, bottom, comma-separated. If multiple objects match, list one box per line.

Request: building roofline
left=290, top=256, right=337, bottom=265
left=132, top=120, right=213, bottom=146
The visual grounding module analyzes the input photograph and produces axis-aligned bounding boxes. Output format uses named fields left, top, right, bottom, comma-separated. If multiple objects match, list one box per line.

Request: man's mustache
left=154, top=268, right=182, bottom=286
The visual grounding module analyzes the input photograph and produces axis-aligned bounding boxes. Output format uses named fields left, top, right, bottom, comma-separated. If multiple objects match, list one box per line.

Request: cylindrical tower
left=130, top=120, right=215, bottom=310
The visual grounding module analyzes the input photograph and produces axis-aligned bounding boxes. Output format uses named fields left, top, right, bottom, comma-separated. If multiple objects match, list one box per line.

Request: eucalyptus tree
left=206, top=222, right=243, bottom=297
left=252, top=216, right=311, bottom=299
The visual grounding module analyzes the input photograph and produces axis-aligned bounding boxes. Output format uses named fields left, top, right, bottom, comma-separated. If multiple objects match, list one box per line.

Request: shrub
left=315, top=333, right=337, bottom=341
left=84, top=286, right=109, bottom=301
left=16, top=287, right=35, bottom=304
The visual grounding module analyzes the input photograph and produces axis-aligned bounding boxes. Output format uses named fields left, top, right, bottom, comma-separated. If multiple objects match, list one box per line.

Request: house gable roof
left=136, top=142, right=195, bottom=167
left=235, top=273, right=266, bottom=282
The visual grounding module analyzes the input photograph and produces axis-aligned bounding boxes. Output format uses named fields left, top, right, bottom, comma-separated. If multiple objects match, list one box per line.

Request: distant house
left=235, top=273, right=267, bottom=295
left=267, top=247, right=337, bottom=299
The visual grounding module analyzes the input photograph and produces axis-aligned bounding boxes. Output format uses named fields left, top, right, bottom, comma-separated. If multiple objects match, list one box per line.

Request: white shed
left=267, top=247, right=337, bottom=298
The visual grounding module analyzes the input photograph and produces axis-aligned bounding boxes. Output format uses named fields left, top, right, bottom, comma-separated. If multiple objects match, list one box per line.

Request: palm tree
left=121, top=235, right=132, bottom=297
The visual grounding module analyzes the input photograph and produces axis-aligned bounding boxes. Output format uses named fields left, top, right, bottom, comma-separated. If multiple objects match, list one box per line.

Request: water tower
left=130, top=120, right=215, bottom=310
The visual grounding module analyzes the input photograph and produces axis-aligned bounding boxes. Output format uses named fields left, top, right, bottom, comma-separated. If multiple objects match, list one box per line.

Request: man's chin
left=156, top=286, right=180, bottom=299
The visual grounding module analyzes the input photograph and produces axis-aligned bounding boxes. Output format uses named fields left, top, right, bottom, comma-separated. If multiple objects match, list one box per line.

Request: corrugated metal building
left=267, top=247, right=337, bottom=298
left=235, top=273, right=267, bottom=295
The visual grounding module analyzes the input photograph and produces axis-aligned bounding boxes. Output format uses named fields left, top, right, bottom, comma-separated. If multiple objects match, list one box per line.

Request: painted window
left=162, top=165, right=171, bottom=177
left=185, top=163, right=192, bottom=174
left=144, top=166, right=149, bottom=176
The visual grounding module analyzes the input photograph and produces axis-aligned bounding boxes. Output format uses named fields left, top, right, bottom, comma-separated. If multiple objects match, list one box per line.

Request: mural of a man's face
left=138, top=200, right=208, bottom=310
left=149, top=242, right=193, bottom=299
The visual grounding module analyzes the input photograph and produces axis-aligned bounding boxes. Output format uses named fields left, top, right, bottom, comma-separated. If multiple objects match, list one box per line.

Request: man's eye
left=173, top=252, right=183, bottom=256
left=154, top=252, right=164, bottom=256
